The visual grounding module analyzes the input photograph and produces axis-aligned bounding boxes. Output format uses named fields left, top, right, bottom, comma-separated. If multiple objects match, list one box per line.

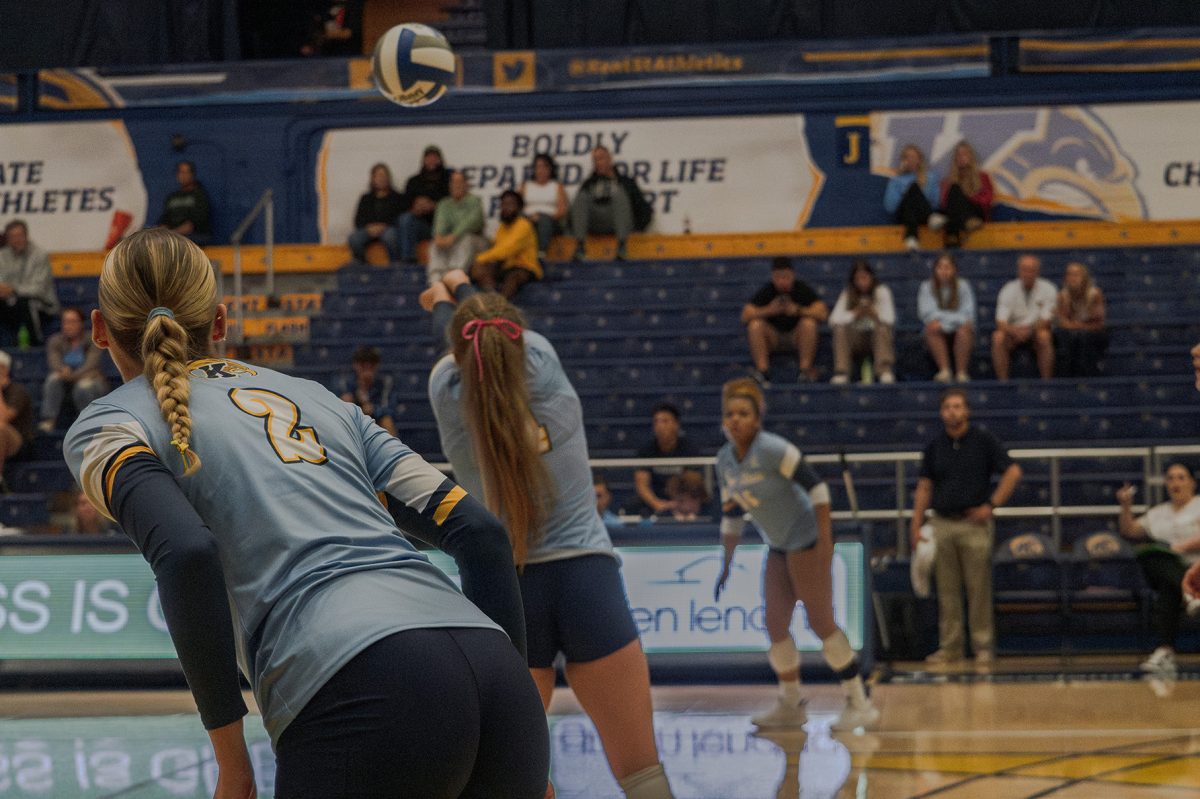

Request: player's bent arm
left=388, top=486, right=526, bottom=659
left=108, top=455, right=249, bottom=732
left=911, top=478, right=933, bottom=545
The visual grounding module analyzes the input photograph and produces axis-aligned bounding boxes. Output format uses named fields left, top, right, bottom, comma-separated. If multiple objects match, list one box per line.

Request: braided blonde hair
left=99, top=228, right=218, bottom=475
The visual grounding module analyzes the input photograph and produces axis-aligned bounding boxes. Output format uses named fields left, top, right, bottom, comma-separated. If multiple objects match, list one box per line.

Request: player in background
left=424, top=269, right=674, bottom=799
left=714, top=377, right=879, bottom=731
left=1181, top=343, right=1200, bottom=605
left=65, top=229, right=548, bottom=799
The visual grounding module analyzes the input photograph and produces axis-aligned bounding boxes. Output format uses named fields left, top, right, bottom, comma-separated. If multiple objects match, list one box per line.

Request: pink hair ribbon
left=461, top=318, right=523, bottom=380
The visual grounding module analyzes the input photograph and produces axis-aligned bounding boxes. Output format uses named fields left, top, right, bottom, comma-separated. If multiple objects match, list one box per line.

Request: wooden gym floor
left=4, top=656, right=1199, bottom=798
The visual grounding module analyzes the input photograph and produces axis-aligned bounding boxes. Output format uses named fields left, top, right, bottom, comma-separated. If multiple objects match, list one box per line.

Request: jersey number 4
left=229, top=388, right=328, bottom=465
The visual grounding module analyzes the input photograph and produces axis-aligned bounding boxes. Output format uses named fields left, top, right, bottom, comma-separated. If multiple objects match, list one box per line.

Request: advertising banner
left=870, top=102, right=1200, bottom=222
left=0, top=122, right=147, bottom=251
left=0, top=544, right=863, bottom=660
left=318, top=115, right=823, bottom=237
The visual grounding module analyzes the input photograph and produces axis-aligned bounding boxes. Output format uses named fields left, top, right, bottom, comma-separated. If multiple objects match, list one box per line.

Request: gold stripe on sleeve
left=432, top=486, right=468, bottom=526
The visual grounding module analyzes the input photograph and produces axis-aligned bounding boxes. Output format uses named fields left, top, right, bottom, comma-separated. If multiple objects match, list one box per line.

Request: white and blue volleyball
left=371, top=23, right=455, bottom=107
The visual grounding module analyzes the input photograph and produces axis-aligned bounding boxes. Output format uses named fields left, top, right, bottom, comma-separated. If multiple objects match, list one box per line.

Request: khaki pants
left=832, top=323, right=894, bottom=378
left=930, top=514, right=994, bottom=656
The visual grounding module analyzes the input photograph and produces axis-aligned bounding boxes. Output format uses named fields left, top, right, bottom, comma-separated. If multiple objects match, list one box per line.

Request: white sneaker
left=830, top=374, right=850, bottom=385
left=927, top=212, right=947, bottom=232
left=878, top=370, right=895, bottom=384
left=1140, top=647, right=1176, bottom=673
left=904, top=236, right=919, bottom=252
left=751, top=699, right=807, bottom=728
left=933, top=368, right=952, bottom=383
left=955, top=370, right=970, bottom=383
left=832, top=702, right=880, bottom=731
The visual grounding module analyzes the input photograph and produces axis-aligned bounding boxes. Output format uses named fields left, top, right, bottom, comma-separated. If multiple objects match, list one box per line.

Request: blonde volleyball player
left=714, top=378, right=879, bottom=730
left=426, top=272, right=674, bottom=799
left=66, top=230, right=548, bottom=798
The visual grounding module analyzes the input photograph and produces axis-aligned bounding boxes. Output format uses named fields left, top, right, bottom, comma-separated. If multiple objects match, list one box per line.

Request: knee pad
left=767, top=639, right=800, bottom=675
left=821, top=629, right=860, bottom=680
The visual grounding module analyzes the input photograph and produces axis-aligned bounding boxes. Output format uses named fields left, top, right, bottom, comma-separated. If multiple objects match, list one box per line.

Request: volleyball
left=371, top=23, right=455, bottom=107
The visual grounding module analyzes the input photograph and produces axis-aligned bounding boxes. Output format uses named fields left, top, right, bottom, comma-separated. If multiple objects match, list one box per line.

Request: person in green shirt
left=427, top=171, right=485, bottom=285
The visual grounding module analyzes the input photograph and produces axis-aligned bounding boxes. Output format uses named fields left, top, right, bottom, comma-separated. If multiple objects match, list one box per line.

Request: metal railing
left=228, top=188, right=275, bottom=346
left=433, top=443, right=1200, bottom=555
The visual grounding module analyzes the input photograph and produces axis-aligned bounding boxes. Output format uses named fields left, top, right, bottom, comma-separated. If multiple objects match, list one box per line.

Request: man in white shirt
left=991, top=253, right=1056, bottom=380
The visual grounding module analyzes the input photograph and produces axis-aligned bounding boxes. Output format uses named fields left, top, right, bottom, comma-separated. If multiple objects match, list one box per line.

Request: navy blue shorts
left=275, top=627, right=549, bottom=798
left=520, top=554, right=640, bottom=669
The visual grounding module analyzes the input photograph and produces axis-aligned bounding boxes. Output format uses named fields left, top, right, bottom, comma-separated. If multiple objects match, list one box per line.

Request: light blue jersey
left=717, top=430, right=822, bottom=551
left=429, top=331, right=614, bottom=563
left=65, top=359, right=499, bottom=742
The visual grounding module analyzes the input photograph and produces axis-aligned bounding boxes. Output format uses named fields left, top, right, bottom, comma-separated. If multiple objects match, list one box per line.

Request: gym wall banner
left=870, top=101, right=1200, bottom=222
left=0, top=544, right=864, bottom=660
left=0, top=122, right=147, bottom=252
left=316, top=115, right=825, bottom=239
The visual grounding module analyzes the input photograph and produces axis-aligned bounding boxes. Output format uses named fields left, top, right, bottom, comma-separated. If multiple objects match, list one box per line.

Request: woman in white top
left=1117, top=462, right=1200, bottom=673
left=829, top=259, right=895, bottom=384
left=519, top=153, right=569, bottom=258
left=917, top=253, right=976, bottom=382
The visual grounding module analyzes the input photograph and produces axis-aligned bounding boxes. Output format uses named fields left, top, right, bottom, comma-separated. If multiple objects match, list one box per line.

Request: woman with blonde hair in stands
left=715, top=377, right=879, bottom=731
left=939, top=140, right=994, bottom=248
left=426, top=270, right=674, bottom=799
left=65, top=229, right=548, bottom=798
left=1055, top=261, right=1108, bottom=377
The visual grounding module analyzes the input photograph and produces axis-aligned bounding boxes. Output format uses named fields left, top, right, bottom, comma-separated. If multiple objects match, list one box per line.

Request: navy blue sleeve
left=919, top=440, right=936, bottom=480
left=388, top=491, right=527, bottom=659
left=986, top=430, right=1014, bottom=474
left=109, top=454, right=247, bottom=731
left=430, top=283, right=479, bottom=350
left=791, top=458, right=822, bottom=492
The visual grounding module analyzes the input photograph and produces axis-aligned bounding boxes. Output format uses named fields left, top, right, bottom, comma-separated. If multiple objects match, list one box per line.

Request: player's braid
left=143, top=314, right=200, bottom=475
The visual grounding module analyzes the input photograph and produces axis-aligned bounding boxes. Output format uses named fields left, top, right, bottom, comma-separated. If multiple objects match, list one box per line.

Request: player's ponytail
left=449, top=293, right=549, bottom=566
left=98, top=229, right=219, bottom=475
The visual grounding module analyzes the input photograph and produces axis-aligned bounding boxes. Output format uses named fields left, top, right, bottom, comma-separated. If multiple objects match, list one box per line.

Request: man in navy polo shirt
left=911, top=387, right=1023, bottom=666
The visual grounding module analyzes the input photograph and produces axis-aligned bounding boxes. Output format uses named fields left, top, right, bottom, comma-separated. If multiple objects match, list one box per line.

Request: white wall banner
left=871, top=101, right=1200, bottom=222
left=0, top=122, right=147, bottom=252
left=317, top=115, right=824, bottom=240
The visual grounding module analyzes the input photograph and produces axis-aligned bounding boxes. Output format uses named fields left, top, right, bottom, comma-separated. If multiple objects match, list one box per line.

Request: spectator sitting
left=992, top=253, right=1056, bottom=381
left=570, top=145, right=652, bottom=261
left=156, top=161, right=213, bottom=246
left=427, top=171, right=485, bottom=286
left=634, top=401, right=701, bottom=516
left=665, top=471, right=709, bottom=522
left=939, top=140, right=993, bottom=248
left=39, top=307, right=107, bottom=433
left=918, top=253, right=976, bottom=383
left=397, top=145, right=451, bottom=264
left=469, top=190, right=540, bottom=299
left=348, top=163, right=404, bottom=264
left=829, top=259, right=896, bottom=385
left=1055, top=261, right=1108, bottom=377
left=1116, top=463, right=1200, bottom=674
left=337, top=345, right=397, bottom=436
left=0, top=219, right=60, bottom=346
left=520, top=153, right=569, bottom=258
left=68, top=489, right=120, bottom=535
left=0, top=350, right=33, bottom=493
left=593, top=472, right=623, bottom=529
left=743, top=256, right=828, bottom=386
left=884, top=144, right=946, bottom=251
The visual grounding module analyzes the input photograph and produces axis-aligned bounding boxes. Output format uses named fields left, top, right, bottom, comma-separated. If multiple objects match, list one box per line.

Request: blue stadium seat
left=993, top=532, right=1066, bottom=648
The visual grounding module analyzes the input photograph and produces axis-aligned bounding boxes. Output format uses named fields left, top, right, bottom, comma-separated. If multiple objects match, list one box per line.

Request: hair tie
left=147, top=307, right=175, bottom=322
left=170, top=439, right=189, bottom=455
left=461, top=318, right=523, bottom=380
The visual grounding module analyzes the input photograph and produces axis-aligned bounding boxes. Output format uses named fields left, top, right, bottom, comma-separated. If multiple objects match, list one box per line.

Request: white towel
left=911, top=523, right=936, bottom=599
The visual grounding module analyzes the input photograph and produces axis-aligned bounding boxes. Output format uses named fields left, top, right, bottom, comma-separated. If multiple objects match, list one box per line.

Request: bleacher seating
left=6, top=245, right=1198, bottom=543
